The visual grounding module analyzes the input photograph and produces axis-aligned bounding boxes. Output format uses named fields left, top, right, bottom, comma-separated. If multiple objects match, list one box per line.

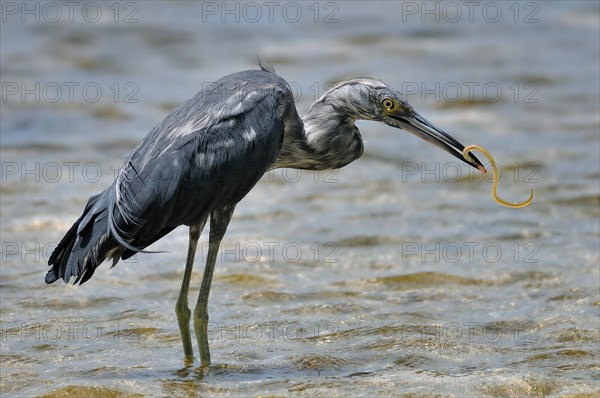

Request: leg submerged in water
left=194, top=205, right=236, bottom=367
left=175, top=219, right=207, bottom=365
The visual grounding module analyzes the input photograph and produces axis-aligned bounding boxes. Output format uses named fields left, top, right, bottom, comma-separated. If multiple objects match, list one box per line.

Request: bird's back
left=119, top=69, right=295, bottom=228
left=46, top=67, right=299, bottom=284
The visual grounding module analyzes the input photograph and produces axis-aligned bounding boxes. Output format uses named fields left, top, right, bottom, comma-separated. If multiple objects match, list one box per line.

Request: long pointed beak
left=391, top=112, right=485, bottom=171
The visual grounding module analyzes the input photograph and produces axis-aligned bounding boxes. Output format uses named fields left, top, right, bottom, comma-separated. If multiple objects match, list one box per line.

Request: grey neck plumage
left=272, top=98, right=364, bottom=171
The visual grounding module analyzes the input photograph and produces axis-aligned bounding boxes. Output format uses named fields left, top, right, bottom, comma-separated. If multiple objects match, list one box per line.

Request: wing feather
left=108, top=71, right=291, bottom=253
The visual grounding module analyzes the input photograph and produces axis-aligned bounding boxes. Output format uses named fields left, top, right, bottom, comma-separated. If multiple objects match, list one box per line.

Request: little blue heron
left=46, top=64, right=484, bottom=366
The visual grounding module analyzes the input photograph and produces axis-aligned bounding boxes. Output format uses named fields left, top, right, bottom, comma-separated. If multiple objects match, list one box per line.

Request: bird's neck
left=272, top=101, right=364, bottom=170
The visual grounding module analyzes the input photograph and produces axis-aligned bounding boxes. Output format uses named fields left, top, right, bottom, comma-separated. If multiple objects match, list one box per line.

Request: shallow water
left=1, top=2, right=599, bottom=397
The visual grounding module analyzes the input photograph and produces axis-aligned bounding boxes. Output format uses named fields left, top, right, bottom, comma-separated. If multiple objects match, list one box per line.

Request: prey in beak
left=380, top=96, right=486, bottom=172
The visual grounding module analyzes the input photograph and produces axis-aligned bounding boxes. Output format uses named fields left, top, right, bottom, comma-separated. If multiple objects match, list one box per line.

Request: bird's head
left=317, top=78, right=485, bottom=171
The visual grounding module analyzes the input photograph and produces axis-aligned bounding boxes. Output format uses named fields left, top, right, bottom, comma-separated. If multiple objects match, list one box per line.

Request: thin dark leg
left=175, top=219, right=207, bottom=365
left=194, top=205, right=236, bottom=367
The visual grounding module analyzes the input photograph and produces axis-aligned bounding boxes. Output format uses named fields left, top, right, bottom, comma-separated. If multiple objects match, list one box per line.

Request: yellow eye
left=382, top=98, right=395, bottom=110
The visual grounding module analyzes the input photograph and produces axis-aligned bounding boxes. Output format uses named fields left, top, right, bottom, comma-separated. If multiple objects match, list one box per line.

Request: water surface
left=1, top=2, right=599, bottom=397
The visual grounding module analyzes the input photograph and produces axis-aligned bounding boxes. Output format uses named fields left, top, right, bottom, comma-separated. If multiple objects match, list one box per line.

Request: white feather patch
left=242, top=127, right=257, bottom=141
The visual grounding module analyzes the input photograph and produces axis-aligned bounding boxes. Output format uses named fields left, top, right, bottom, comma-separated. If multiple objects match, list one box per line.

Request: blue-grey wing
left=45, top=69, right=299, bottom=284
left=89, top=72, right=294, bottom=251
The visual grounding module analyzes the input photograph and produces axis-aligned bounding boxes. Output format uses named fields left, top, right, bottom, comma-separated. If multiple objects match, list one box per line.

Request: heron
left=46, top=64, right=484, bottom=367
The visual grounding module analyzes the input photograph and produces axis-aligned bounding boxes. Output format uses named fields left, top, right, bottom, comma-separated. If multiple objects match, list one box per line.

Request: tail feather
left=47, top=175, right=176, bottom=284
left=46, top=191, right=121, bottom=285
left=121, top=225, right=175, bottom=260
